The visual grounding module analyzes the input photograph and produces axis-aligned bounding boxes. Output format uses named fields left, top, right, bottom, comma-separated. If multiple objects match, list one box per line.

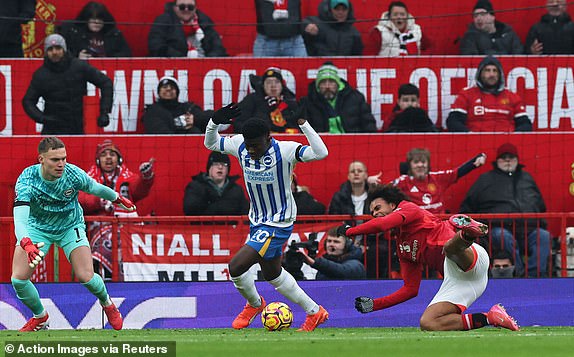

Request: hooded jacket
left=312, top=245, right=367, bottom=280
left=446, top=55, right=532, bottom=132
left=460, top=21, right=523, bottom=55
left=59, top=20, right=131, bottom=58
left=525, top=12, right=574, bottom=54
left=372, top=10, right=422, bottom=56
left=148, top=2, right=227, bottom=57
left=142, top=99, right=213, bottom=134
left=328, top=181, right=371, bottom=215
left=302, top=0, right=363, bottom=56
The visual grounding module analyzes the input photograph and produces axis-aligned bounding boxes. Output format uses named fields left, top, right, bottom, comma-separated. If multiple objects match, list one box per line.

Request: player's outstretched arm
left=205, top=103, right=241, bottom=150
left=297, top=119, right=328, bottom=161
left=113, top=193, right=136, bottom=211
left=84, top=180, right=135, bottom=211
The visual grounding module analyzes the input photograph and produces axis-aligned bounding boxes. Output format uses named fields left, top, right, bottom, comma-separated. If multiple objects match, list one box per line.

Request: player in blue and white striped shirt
left=205, top=104, right=330, bottom=331
left=11, top=137, right=135, bottom=331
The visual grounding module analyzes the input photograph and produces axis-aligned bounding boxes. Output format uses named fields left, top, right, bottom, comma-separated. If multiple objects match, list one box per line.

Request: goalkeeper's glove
left=20, top=238, right=45, bottom=269
left=355, top=296, right=374, bottom=313
left=337, top=224, right=351, bottom=238
left=212, top=103, right=241, bottom=125
left=113, top=194, right=136, bottom=211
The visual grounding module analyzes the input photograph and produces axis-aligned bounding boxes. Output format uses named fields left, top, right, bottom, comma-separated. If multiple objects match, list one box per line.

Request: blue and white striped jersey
left=220, top=135, right=302, bottom=227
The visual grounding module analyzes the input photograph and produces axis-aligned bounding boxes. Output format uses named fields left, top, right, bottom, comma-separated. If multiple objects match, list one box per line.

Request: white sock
left=34, top=310, right=47, bottom=319
left=231, top=271, right=261, bottom=307
left=269, top=268, right=319, bottom=314
left=102, top=295, right=112, bottom=307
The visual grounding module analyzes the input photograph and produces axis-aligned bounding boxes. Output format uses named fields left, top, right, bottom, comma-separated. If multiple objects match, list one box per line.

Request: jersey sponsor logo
left=422, top=193, right=432, bottom=205
left=64, top=188, right=74, bottom=197
left=474, top=105, right=485, bottom=116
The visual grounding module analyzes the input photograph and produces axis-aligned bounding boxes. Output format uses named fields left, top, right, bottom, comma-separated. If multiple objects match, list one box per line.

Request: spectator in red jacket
left=79, top=140, right=155, bottom=279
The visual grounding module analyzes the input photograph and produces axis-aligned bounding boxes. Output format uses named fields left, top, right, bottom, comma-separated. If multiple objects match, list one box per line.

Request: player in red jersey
left=339, top=184, right=519, bottom=331
left=446, top=55, right=532, bottom=132
left=391, top=148, right=486, bottom=214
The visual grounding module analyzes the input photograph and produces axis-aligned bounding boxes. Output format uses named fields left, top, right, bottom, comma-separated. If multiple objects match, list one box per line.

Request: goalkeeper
left=11, top=137, right=135, bottom=332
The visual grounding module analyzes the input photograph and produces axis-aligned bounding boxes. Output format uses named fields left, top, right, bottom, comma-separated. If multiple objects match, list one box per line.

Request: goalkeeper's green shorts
left=16, top=224, right=89, bottom=260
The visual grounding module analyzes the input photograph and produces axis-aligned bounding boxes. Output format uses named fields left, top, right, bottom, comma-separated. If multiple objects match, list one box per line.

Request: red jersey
left=392, top=170, right=458, bottom=214
left=79, top=164, right=153, bottom=216
left=450, top=86, right=527, bottom=132
left=346, top=201, right=456, bottom=310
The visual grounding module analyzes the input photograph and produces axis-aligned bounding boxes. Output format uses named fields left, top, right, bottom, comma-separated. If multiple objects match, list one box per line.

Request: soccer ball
left=261, top=302, right=293, bottom=331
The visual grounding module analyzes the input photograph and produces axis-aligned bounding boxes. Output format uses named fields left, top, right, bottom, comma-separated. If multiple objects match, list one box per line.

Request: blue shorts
left=246, top=224, right=293, bottom=260
left=17, top=224, right=89, bottom=260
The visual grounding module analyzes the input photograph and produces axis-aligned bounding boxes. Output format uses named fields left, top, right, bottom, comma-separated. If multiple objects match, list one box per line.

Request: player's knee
left=76, top=270, right=94, bottom=283
left=419, top=315, right=437, bottom=331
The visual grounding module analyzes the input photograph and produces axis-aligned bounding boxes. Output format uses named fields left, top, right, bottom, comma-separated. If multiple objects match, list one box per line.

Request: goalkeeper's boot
left=487, top=304, right=520, bottom=331
left=232, top=296, right=266, bottom=329
left=19, top=313, right=49, bottom=332
left=297, top=305, right=329, bottom=332
left=449, top=214, right=488, bottom=240
left=103, top=302, right=123, bottom=330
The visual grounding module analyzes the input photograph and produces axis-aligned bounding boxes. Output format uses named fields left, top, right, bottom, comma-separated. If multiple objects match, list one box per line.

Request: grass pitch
left=1, top=327, right=573, bottom=357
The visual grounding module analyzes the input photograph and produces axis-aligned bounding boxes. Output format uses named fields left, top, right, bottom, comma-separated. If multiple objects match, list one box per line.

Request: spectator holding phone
left=142, top=76, right=213, bottom=134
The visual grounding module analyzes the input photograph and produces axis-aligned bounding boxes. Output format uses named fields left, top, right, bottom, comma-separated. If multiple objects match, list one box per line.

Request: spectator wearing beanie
left=183, top=151, right=249, bottom=216
left=460, top=142, right=551, bottom=277
left=234, top=67, right=300, bottom=134
left=299, top=62, right=376, bottom=133
left=22, top=33, right=114, bottom=134
left=460, top=0, right=523, bottom=55
left=142, top=75, right=213, bottom=134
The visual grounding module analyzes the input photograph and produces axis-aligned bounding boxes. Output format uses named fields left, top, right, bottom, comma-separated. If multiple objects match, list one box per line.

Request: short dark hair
left=388, top=1, right=408, bottom=14
left=242, top=117, right=270, bottom=140
left=398, top=83, right=419, bottom=98
left=491, top=249, right=514, bottom=264
left=368, top=184, right=408, bottom=206
left=38, top=137, right=65, bottom=154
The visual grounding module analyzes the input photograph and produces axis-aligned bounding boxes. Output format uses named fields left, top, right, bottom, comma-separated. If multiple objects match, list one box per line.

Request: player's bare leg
left=420, top=302, right=464, bottom=330
left=229, top=246, right=266, bottom=329
left=71, top=246, right=122, bottom=330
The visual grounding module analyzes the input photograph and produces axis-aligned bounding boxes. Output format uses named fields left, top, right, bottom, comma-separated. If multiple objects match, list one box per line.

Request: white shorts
left=428, top=243, right=489, bottom=311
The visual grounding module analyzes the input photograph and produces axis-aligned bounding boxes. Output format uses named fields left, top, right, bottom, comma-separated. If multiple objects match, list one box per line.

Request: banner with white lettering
left=120, top=222, right=335, bottom=281
left=3, top=56, right=574, bottom=135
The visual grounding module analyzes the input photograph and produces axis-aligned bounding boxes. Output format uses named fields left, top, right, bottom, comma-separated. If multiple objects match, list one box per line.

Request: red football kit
left=450, top=86, right=527, bottom=132
left=392, top=170, right=458, bottom=214
left=346, top=201, right=457, bottom=311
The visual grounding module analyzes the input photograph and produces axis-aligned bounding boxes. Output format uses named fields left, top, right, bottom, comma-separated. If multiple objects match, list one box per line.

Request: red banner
left=4, top=56, right=574, bottom=135
left=120, top=222, right=335, bottom=281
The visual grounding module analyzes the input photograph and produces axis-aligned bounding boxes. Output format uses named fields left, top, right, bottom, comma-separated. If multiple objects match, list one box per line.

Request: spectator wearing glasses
left=183, top=151, right=248, bottom=216
left=148, top=0, right=227, bottom=57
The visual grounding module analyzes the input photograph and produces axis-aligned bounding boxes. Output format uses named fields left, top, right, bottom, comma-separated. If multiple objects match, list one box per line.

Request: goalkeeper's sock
left=462, top=313, right=488, bottom=330
left=82, top=274, right=109, bottom=305
left=269, top=268, right=319, bottom=315
left=231, top=271, right=262, bottom=307
left=11, top=278, right=45, bottom=316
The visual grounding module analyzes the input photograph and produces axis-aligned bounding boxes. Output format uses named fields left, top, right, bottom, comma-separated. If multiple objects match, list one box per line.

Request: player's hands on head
left=212, top=103, right=241, bottom=125
left=355, top=296, right=374, bottom=313
left=113, top=194, right=136, bottom=211
left=337, top=224, right=351, bottom=238
left=97, top=114, right=110, bottom=127
left=297, top=118, right=306, bottom=126
left=20, top=237, right=45, bottom=269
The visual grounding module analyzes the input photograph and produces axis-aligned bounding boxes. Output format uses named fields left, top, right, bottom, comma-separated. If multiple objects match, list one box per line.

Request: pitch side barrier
left=1, top=213, right=573, bottom=282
